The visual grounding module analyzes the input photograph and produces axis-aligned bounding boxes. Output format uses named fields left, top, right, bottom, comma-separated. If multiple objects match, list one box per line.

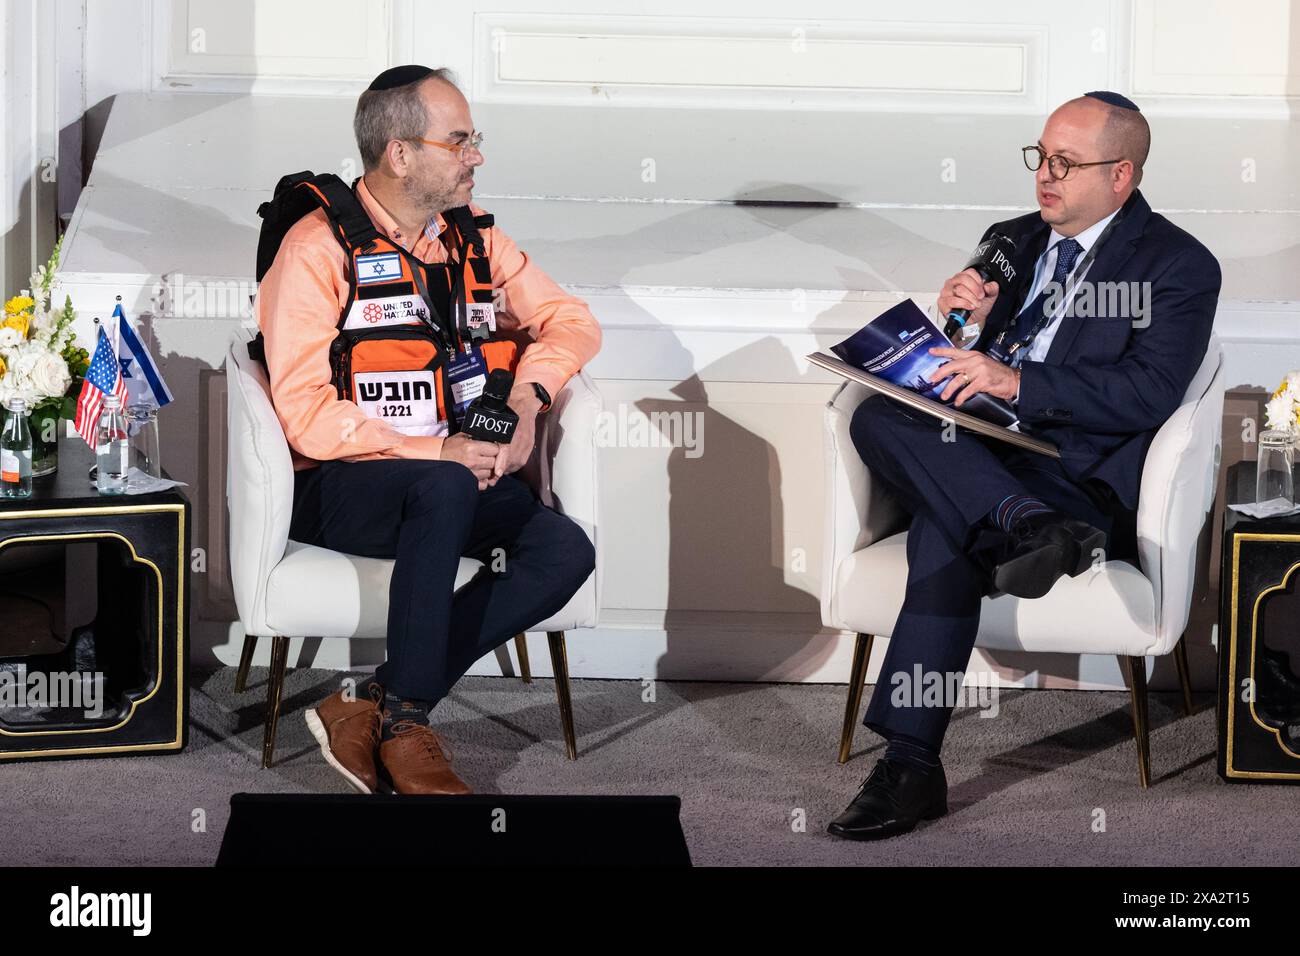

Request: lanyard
left=449, top=245, right=472, bottom=354
left=989, top=207, right=1126, bottom=363
left=442, top=222, right=478, bottom=355
left=402, top=228, right=475, bottom=355
left=406, top=255, right=456, bottom=353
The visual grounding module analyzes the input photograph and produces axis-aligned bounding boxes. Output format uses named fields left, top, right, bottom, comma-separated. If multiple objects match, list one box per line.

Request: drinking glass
left=1256, top=429, right=1295, bottom=507
left=125, top=403, right=161, bottom=490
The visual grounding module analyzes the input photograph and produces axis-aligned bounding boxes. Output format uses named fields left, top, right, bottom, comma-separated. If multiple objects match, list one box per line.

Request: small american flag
left=74, top=327, right=129, bottom=447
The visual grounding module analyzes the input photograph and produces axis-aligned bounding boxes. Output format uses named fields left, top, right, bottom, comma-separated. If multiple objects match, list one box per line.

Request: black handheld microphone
left=461, top=369, right=519, bottom=443
left=943, top=233, right=1018, bottom=341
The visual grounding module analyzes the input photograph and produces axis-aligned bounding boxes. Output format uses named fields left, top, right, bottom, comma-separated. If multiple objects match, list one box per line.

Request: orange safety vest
left=250, top=171, right=517, bottom=435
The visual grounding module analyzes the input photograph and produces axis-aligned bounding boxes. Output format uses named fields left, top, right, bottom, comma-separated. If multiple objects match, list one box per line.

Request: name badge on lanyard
left=447, top=344, right=488, bottom=417
left=987, top=208, right=1126, bottom=366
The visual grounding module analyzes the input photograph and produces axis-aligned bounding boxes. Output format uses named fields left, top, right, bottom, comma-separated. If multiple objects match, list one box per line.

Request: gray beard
left=402, top=175, right=459, bottom=217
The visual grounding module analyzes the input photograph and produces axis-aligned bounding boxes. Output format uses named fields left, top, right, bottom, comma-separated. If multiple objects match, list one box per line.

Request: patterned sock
left=884, top=733, right=942, bottom=771
left=989, top=494, right=1053, bottom=534
left=380, top=692, right=432, bottom=742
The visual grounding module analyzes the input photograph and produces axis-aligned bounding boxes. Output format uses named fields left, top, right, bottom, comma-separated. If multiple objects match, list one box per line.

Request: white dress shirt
left=1015, top=207, right=1120, bottom=365
left=1009, top=207, right=1120, bottom=408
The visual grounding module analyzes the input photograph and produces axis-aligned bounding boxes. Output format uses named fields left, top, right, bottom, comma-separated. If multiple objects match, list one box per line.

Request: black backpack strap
left=252, top=170, right=383, bottom=370
left=314, top=175, right=382, bottom=250
left=255, top=171, right=383, bottom=282
left=255, top=171, right=317, bottom=282
left=257, top=170, right=314, bottom=219
left=444, top=205, right=490, bottom=256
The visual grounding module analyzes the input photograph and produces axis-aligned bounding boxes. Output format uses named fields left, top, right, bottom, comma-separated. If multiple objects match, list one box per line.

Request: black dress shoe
left=827, top=758, right=948, bottom=841
left=991, top=511, right=1106, bottom=599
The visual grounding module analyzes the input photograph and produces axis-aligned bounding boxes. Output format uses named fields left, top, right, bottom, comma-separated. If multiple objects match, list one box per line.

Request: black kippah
left=367, top=64, right=435, bottom=92
left=1084, top=90, right=1140, bottom=111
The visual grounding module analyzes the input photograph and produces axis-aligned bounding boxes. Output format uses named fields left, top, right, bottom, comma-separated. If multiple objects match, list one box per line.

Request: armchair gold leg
left=1173, top=635, right=1194, bottom=716
left=547, top=631, right=578, bottom=760
left=1123, top=655, right=1151, bottom=789
left=235, top=632, right=257, bottom=693
left=838, top=633, right=875, bottom=764
left=261, top=636, right=290, bottom=769
left=514, top=633, right=532, bottom=683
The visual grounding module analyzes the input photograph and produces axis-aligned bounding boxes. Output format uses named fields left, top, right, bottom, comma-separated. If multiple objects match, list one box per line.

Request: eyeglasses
left=1022, top=144, right=1122, bottom=181
left=412, top=130, right=484, bottom=163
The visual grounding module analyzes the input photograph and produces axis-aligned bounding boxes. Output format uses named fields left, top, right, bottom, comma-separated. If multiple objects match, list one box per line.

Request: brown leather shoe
left=304, top=686, right=382, bottom=794
left=378, top=721, right=472, bottom=795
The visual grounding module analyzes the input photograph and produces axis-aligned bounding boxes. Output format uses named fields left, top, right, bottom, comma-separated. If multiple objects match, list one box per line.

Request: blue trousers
left=288, top=459, right=595, bottom=704
left=849, top=394, right=1132, bottom=749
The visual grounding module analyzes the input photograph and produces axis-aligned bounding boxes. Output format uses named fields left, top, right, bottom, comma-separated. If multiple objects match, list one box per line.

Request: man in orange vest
left=256, top=65, right=601, bottom=795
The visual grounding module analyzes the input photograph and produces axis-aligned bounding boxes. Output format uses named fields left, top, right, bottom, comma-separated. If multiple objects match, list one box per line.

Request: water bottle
left=0, top=397, right=33, bottom=498
left=95, top=394, right=130, bottom=495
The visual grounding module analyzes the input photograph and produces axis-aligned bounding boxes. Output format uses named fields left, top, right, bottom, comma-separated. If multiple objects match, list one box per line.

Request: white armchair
left=821, top=335, right=1225, bottom=787
left=225, top=328, right=602, bottom=767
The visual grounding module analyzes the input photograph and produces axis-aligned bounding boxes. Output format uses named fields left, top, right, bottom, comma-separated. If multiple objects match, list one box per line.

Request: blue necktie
left=1010, top=236, right=1082, bottom=346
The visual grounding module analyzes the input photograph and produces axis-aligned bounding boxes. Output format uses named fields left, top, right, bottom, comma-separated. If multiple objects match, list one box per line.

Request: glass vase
left=29, top=406, right=60, bottom=478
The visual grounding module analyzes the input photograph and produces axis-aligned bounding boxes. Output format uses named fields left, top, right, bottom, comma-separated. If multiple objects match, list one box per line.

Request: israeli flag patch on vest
left=356, top=252, right=402, bottom=285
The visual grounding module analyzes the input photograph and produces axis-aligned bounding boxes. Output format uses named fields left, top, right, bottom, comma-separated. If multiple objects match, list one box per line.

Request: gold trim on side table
left=1226, top=532, right=1300, bottom=780
left=0, top=503, right=186, bottom=758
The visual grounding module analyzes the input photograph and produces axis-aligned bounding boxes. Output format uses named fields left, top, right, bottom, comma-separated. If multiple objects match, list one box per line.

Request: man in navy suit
left=828, top=92, right=1221, bottom=840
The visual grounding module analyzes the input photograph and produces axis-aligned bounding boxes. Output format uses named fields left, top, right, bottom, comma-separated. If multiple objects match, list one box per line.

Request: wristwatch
left=530, top=381, right=552, bottom=412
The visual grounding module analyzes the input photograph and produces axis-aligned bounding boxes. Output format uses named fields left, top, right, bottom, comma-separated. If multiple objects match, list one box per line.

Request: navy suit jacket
left=972, top=189, right=1221, bottom=512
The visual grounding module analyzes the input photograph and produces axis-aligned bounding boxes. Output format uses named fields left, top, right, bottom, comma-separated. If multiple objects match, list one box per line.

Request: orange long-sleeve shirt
left=255, top=178, right=601, bottom=470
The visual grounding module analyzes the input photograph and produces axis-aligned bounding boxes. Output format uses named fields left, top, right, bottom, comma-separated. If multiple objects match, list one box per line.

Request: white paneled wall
left=1133, top=0, right=1300, bottom=101
left=0, top=0, right=60, bottom=296
left=154, top=0, right=413, bottom=94
left=65, top=1, right=1300, bottom=110
left=59, top=1, right=1299, bottom=165
left=439, top=1, right=1113, bottom=113
left=474, top=14, right=1045, bottom=111
left=36, top=1, right=1300, bottom=691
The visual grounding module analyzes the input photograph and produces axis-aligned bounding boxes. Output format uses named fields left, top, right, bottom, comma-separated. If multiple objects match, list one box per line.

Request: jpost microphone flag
left=74, top=326, right=129, bottom=446
left=114, top=303, right=173, bottom=409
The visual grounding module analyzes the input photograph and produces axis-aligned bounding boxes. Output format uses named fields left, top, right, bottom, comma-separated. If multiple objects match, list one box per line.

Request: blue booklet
left=829, top=298, right=1019, bottom=428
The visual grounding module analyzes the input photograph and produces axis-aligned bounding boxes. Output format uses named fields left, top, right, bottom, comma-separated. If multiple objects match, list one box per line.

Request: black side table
left=0, top=437, right=189, bottom=761
left=1218, top=460, right=1300, bottom=782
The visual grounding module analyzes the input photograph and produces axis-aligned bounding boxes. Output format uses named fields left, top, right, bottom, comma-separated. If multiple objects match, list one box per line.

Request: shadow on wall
left=522, top=188, right=848, bottom=698
left=71, top=168, right=261, bottom=280
left=654, top=350, right=824, bottom=686
left=3, top=170, right=57, bottom=311
left=144, top=348, right=231, bottom=666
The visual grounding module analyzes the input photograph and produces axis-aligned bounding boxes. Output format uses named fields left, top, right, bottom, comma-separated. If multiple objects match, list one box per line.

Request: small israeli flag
left=355, top=252, right=402, bottom=285
left=114, top=303, right=173, bottom=409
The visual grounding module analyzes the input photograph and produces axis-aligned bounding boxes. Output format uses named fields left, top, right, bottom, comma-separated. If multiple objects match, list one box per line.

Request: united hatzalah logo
left=363, top=303, right=383, bottom=323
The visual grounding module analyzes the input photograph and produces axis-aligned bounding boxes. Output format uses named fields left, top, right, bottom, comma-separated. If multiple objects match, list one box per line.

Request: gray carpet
left=2, top=667, right=1297, bottom=866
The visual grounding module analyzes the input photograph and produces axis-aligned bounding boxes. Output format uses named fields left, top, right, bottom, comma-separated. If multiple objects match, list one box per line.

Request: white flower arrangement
left=0, top=238, right=89, bottom=421
left=1264, top=370, right=1300, bottom=438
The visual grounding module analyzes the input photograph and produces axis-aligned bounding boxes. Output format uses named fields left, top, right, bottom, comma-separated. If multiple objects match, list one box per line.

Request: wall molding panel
left=151, top=0, right=414, bottom=95
left=473, top=14, right=1047, bottom=112
left=1130, top=0, right=1300, bottom=116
